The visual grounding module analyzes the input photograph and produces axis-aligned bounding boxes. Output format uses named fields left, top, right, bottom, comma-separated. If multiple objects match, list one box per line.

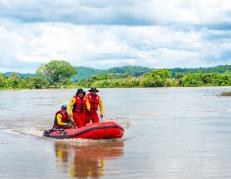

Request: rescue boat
left=43, top=121, right=124, bottom=139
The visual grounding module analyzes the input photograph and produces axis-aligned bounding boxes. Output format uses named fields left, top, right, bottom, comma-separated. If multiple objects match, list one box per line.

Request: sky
left=0, top=0, right=231, bottom=73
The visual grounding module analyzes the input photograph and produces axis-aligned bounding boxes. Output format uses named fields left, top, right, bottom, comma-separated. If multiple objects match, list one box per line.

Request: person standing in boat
left=53, top=105, right=75, bottom=129
left=68, top=88, right=90, bottom=128
left=87, top=87, right=104, bottom=123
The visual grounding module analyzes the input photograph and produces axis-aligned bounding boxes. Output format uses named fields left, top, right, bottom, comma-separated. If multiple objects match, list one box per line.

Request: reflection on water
left=54, top=140, right=124, bottom=179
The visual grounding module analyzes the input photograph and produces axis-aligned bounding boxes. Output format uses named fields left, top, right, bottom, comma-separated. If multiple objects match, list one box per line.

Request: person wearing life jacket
left=87, top=87, right=104, bottom=123
left=68, top=89, right=90, bottom=128
left=53, top=105, right=75, bottom=129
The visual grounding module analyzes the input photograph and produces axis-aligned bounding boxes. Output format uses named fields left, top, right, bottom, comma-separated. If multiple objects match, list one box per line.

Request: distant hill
left=107, top=66, right=152, bottom=76
left=72, top=66, right=153, bottom=81
left=71, top=66, right=104, bottom=81
left=170, top=65, right=231, bottom=76
left=3, top=72, right=35, bottom=79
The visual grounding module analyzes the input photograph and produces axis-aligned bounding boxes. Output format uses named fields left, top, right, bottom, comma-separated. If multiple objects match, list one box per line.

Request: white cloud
left=0, top=0, right=231, bottom=72
left=1, top=0, right=231, bottom=25
left=148, top=0, right=231, bottom=25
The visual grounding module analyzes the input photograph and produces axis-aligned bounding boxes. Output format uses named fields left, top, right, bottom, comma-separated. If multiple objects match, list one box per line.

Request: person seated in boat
left=68, top=89, right=90, bottom=128
left=53, top=105, right=75, bottom=129
left=87, top=87, right=104, bottom=123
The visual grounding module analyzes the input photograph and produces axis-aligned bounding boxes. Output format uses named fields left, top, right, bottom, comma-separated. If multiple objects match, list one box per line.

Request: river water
left=1, top=87, right=231, bottom=179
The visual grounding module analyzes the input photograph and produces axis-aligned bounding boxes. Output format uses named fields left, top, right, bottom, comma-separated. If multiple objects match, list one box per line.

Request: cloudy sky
left=1, top=0, right=231, bottom=72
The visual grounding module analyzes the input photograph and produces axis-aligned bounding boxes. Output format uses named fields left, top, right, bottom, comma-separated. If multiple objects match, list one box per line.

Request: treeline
left=76, top=69, right=231, bottom=88
left=73, top=64, right=231, bottom=82
left=0, top=72, right=49, bottom=89
left=1, top=60, right=231, bottom=89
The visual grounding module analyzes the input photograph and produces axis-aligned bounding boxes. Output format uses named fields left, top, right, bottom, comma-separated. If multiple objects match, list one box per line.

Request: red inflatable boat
left=43, top=121, right=124, bottom=139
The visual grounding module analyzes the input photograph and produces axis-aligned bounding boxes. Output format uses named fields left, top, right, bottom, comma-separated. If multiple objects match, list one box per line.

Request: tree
left=0, top=73, right=6, bottom=88
left=25, top=77, right=50, bottom=89
left=36, top=60, right=76, bottom=85
left=143, top=69, right=172, bottom=87
left=8, top=73, right=23, bottom=88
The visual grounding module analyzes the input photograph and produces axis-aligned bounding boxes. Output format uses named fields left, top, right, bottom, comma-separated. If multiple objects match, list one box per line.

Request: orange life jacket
left=72, top=96, right=87, bottom=113
left=87, top=93, right=99, bottom=111
left=54, top=110, right=69, bottom=127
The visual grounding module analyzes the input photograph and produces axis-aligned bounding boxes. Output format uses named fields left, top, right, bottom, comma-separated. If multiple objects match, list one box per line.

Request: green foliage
left=180, top=73, right=231, bottom=87
left=89, top=77, right=140, bottom=88
left=73, top=64, right=231, bottom=82
left=75, top=68, right=231, bottom=88
left=143, top=69, right=172, bottom=87
left=88, top=73, right=130, bottom=82
left=1, top=64, right=231, bottom=89
left=25, top=77, right=50, bottom=89
left=0, top=73, right=7, bottom=88
left=7, top=73, right=24, bottom=88
left=164, top=79, right=177, bottom=87
left=36, top=60, right=76, bottom=85
left=0, top=72, right=50, bottom=89
left=90, top=74, right=113, bottom=81
left=149, top=69, right=171, bottom=79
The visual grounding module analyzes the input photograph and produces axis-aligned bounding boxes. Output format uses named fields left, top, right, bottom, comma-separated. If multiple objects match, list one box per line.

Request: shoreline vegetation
left=220, top=92, right=231, bottom=96
left=1, top=60, right=231, bottom=93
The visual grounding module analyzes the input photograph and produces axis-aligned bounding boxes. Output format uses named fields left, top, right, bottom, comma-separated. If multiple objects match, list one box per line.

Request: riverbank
left=1, top=85, right=231, bottom=90
left=220, top=91, right=231, bottom=96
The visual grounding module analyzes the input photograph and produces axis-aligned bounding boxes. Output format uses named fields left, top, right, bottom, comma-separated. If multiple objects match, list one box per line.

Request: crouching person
left=53, top=105, right=75, bottom=129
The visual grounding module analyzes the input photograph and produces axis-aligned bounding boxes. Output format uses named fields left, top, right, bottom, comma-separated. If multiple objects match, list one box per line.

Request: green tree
left=8, top=73, right=23, bottom=88
left=36, top=60, right=76, bottom=85
left=143, top=69, right=171, bottom=87
left=25, top=77, right=50, bottom=89
left=164, top=79, right=177, bottom=87
left=0, top=73, right=6, bottom=88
